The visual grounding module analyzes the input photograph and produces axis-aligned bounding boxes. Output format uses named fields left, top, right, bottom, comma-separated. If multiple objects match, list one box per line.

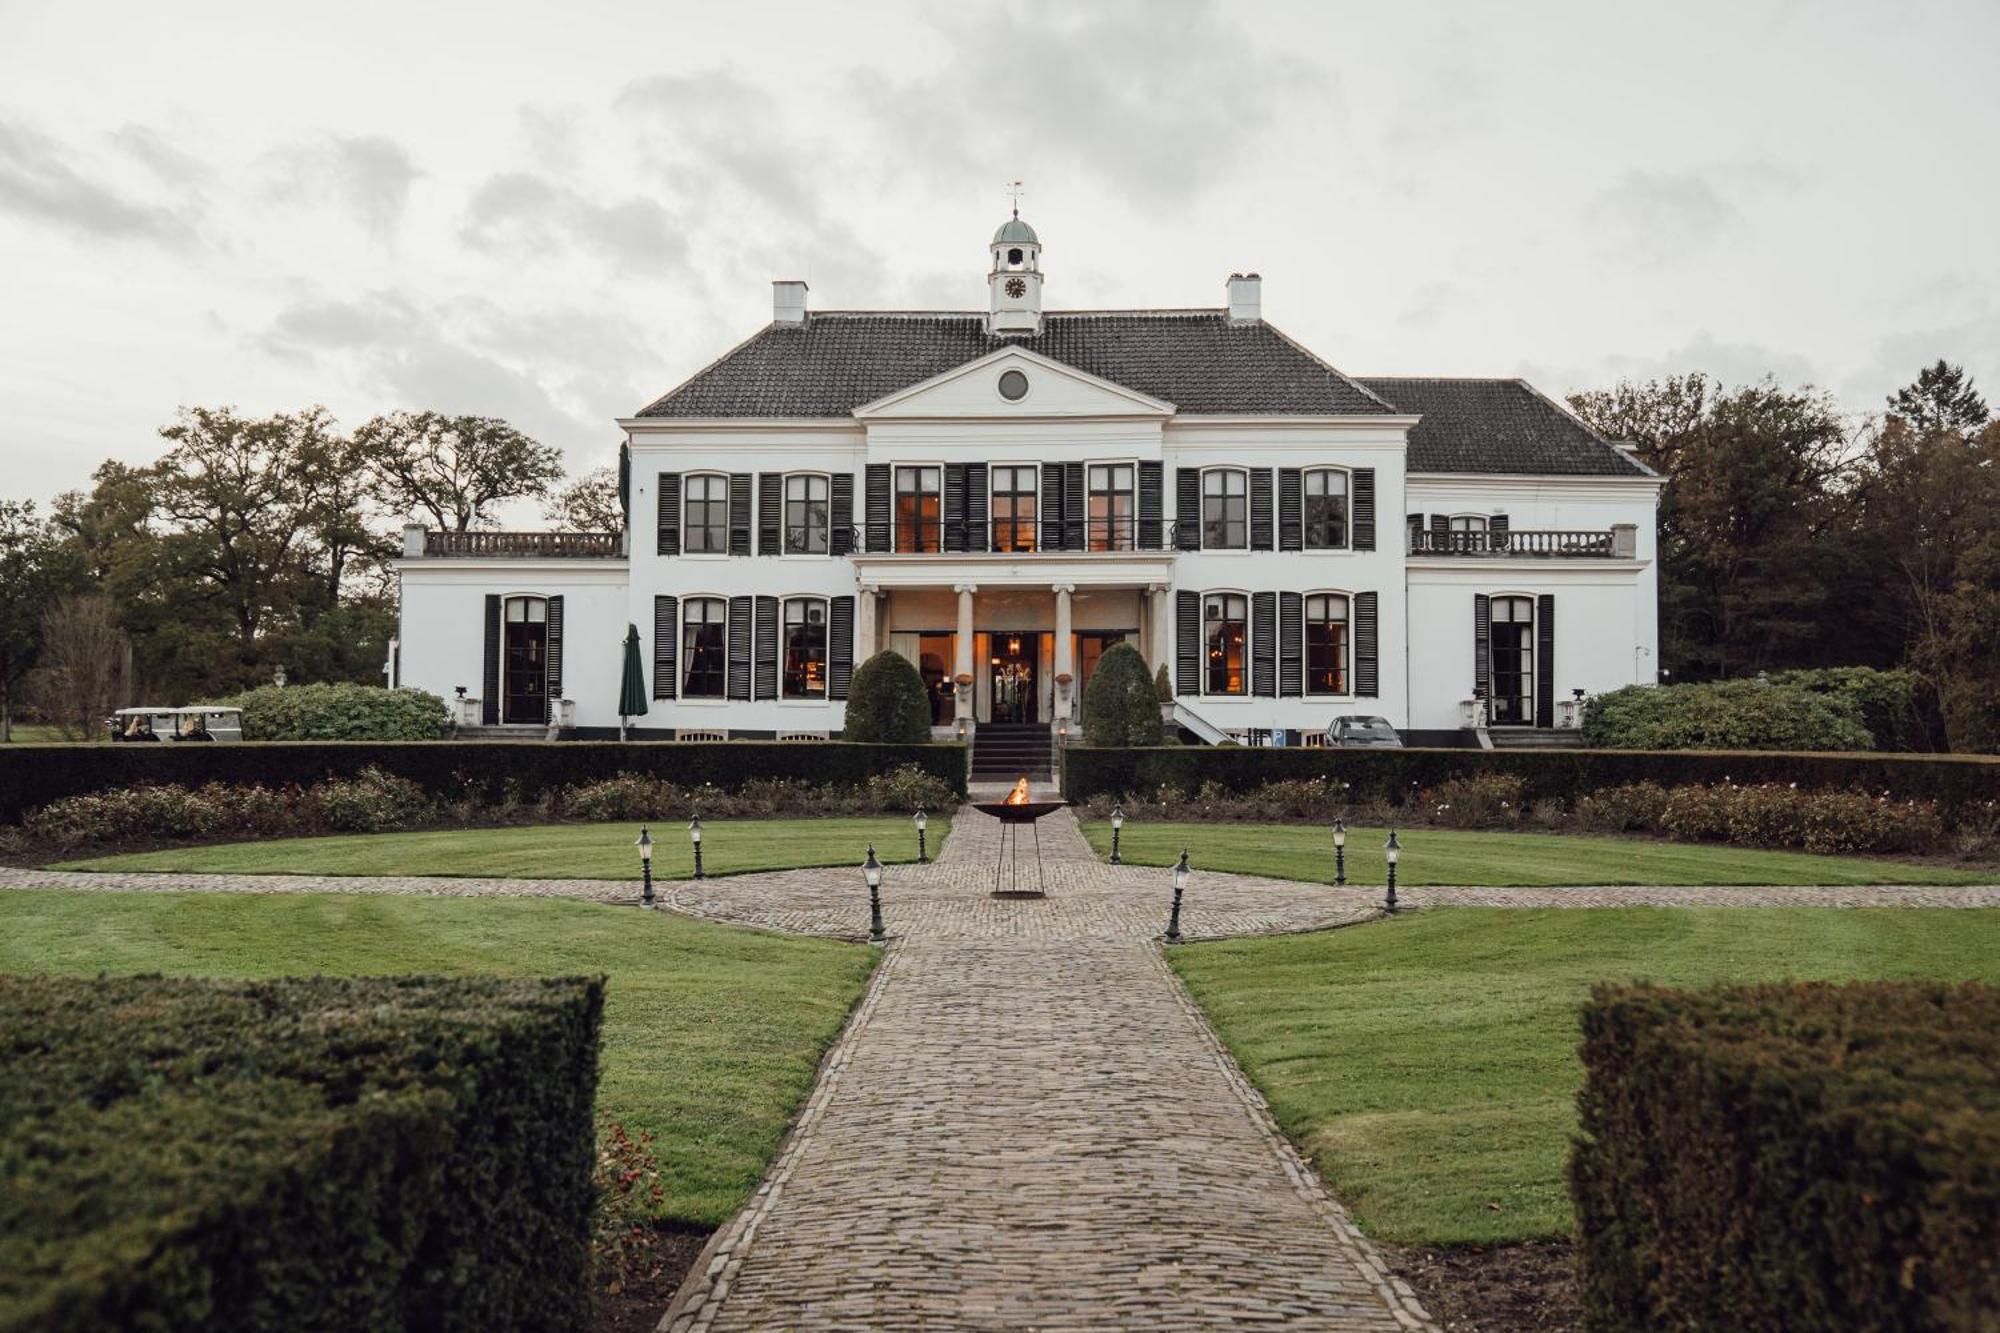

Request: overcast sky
left=4, top=0, right=1997, bottom=507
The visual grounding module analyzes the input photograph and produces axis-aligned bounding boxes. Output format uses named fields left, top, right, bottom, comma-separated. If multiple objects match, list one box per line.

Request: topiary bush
left=1583, top=679, right=1873, bottom=752
left=0, top=973, right=603, bottom=1332
left=229, top=683, right=449, bottom=741
left=1155, top=662, right=1173, bottom=703
left=841, top=652, right=934, bottom=744
left=1572, top=980, right=2000, bottom=1331
left=1082, top=644, right=1164, bottom=747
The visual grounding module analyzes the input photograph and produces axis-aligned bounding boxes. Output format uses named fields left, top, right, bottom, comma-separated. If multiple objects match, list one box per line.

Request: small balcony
left=407, top=527, right=625, bottom=559
left=1408, top=525, right=1635, bottom=559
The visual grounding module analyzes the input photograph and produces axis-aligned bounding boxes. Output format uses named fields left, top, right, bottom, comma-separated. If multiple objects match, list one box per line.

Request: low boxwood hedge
left=1571, top=981, right=2000, bottom=1331
left=0, top=741, right=965, bottom=824
left=1061, top=745, right=2000, bottom=815
left=0, top=974, right=603, bottom=1332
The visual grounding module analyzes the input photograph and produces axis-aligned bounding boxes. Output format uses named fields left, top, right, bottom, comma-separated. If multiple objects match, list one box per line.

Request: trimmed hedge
left=1571, top=981, right=2000, bottom=1331
left=0, top=974, right=603, bottom=1332
left=1061, top=745, right=2000, bottom=815
left=0, top=741, right=965, bottom=824
left=227, top=683, right=450, bottom=741
left=1583, top=679, right=1874, bottom=752
left=842, top=651, right=933, bottom=744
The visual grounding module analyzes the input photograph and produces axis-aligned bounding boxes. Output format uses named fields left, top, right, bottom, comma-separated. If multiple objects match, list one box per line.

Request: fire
left=1005, top=777, right=1031, bottom=806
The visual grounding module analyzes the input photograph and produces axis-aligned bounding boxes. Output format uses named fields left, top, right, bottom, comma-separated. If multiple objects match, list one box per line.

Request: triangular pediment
left=853, top=346, right=1175, bottom=420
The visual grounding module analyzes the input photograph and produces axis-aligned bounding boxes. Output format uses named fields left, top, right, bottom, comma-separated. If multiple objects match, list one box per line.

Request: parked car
left=109, top=706, right=244, bottom=743
left=1325, top=715, right=1404, bottom=748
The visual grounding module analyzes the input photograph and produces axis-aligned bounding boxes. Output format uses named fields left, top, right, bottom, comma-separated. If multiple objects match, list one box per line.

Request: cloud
left=847, top=0, right=1324, bottom=207
left=1529, top=330, right=1823, bottom=400
left=262, top=134, right=422, bottom=239
left=1585, top=162, right=1802, bottom=267
left=459, top=171, right=686, bottom=274
left=110, top=125, right=211, bottom=188
left=0, top=117, right=198, bottom=245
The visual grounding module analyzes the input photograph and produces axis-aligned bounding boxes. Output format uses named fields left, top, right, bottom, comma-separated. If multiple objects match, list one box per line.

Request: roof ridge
left=635, top=319, right=785, bottom=416
left=1261, top=321, right=1401, bottom=413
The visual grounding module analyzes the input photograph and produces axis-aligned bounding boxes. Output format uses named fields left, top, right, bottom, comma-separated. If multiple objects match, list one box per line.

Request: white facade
left=394, top=218, right=1660, bottom=746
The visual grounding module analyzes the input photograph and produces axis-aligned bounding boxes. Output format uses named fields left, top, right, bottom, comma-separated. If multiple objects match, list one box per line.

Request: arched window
left=1304, top=593, right=1350, bottom=695
left=1449, top=514, right=1488, bottom=534
left=1489, top=595, right=1534, bottom=725
left=1202, top=469, right=1248, bottom=549
left=682, top=598, right=726, bottom=698
left=1304, top=469, right=1349, bottom=549
left=683, top=474, right=728, bottom=554
left=1204, top=593, right=1248, bottom=695
left=783, top=597, right=828, bottom=698
left=784, top=474, right=829, bottom=554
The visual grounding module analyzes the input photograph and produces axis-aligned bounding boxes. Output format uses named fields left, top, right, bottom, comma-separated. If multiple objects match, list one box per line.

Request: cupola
left=987, top=210, right=1043, bottom=336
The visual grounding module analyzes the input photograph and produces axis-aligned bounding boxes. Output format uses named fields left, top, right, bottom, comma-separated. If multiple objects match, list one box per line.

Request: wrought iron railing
left=1408, top=528, right=1615, bottom=557
left=423, top=531, right=623, bottom=558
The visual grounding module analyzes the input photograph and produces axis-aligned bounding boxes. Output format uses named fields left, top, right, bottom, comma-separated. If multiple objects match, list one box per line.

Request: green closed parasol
left=618, top=623, right=648, bottom=738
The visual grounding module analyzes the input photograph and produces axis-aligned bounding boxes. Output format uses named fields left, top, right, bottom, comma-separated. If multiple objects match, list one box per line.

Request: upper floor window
left=1450, top=514, right=1488, bottom=534
left=895, top=466, right=941, bottom=553
left=685, top=474, right=728, bottom=554
left=785, top=474, right=829, bottom=554
left=1304, top=593, right=1350, bottom=696
left=1304, top=469, right=1349, bottom=549
left=1089, top=464, right=1135, bottom=551
left=1201, top=469, right=1247, bottom=550
left=783, top=597, right=827, bottom=698
left=991, top=465, right=1037, bottom=553
left=682, top=597, right=726, bottom=698
left=1204, top=593, right=1248, bottom=695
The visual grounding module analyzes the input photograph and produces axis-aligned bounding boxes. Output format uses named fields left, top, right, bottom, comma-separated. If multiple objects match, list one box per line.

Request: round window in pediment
left=997, top=369, right=1030, bottom=402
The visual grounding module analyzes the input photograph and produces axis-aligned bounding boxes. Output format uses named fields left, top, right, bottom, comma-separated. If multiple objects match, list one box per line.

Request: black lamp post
left=863, top=844, right=886, bottom=942
left=688, top=815, right=705, bottom=880
left=1332, top=817, right=1347, bottom=886
left=914, top=808, right=929, bottom=864
left=1384, top=830, right=1401, bottom=914
left=1110, top=803, right=1125, bottom=864
left=636, top=826, right=655, bottom=908
left=1165, top=848, right=1189, bottom=943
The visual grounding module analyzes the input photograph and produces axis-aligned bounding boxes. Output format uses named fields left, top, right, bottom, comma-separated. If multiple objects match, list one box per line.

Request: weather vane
left=1006, top=179, right=1024, bottom=218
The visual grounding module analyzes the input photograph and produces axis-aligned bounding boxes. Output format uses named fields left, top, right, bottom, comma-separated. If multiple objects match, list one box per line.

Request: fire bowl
left=971, top=800, right=1067, bottom=824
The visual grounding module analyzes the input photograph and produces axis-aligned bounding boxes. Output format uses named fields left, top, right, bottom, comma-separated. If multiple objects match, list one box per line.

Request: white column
left=1149, top=583, right=1173, bottom=682
left=857, top=584, right=880, bottom=661
left=1052, top=583, right=1075, bottom=721
left=954, top=584, right=976, bottom=723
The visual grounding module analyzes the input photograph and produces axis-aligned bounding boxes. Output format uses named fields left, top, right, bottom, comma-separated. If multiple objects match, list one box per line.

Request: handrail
left=423, top=530, right=622, bottom=558
left=1409, top=528, right=1615, bottom=557
left=1172, top=700, right=1231, bottom=746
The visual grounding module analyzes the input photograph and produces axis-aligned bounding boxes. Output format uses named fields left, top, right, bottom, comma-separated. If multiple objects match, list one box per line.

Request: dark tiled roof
left=638, top=311, right=1395, bottom=418
left=1358, top=377, right=1652, bottom=477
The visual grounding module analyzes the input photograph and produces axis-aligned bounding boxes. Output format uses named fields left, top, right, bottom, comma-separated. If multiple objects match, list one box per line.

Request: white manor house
left=394, top=214, right=1661, bottom=755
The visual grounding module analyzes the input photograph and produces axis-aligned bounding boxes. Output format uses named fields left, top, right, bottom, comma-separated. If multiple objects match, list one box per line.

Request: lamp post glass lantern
left=1165, top=848, right=1189, bottom=943
left=914, top=808, right=929, bottom=863
left=1384, top=829, right=1401, bottom=913
left=1332, top=817, right=1346, bottom=886
left=688, top=815, right=704, bottom=880
left=863, top=844, right=886, bottom=942
left=1110, top=803, right=1125, bottom=864
left=636, top=826, right=655, bottom=907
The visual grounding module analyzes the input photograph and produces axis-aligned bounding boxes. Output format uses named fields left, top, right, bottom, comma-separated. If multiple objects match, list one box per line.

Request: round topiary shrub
left=1082, top=643, right=1164, bottom=747
left=843, top=651, right=934, bottom=744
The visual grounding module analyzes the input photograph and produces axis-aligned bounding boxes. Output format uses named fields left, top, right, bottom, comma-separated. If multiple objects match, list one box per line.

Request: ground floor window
left=1204, top=593, right=1247, bottom=695
left=1489, top=595, right=1534, bottom=725
left=784, top=597, right=827, bottom=698
left=1305, top=593, right=1349, bottom=695
left=683, top=597, right=726, bottom=697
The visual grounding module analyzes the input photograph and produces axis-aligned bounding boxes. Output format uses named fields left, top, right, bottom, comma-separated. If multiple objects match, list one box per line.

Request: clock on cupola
left=987, top=208, right=1043, bottom=336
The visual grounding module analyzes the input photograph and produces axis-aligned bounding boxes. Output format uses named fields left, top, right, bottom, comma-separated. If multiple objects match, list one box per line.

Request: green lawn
left=1082, top=820, right=1988, bottom=887
left=1171, top=908, right=2000, bottom=1244
left=55, top=815, right=948, bottom=880
left=0, top=889, right=876, bottom=1226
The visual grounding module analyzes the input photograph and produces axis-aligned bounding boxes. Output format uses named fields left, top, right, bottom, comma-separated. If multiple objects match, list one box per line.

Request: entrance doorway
left=501, top=596, right=548, bottom=724
left=988, top=632, right=1039, bottom=724
left=1488, top=596, right=1534, bottom=726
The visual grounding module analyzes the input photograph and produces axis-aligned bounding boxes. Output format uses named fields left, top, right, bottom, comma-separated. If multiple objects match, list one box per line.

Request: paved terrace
left=5, top=817, right=1997, bottom=1332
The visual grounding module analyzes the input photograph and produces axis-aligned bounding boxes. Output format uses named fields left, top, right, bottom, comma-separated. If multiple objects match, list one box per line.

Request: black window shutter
left=1250, top=469, right=1275, bottom=550
left=1138, top=460, right=1164, bottom=549
left=757, top=473, right=782, bottom=555
left=1175, top=590, right=1200, bottom=697
left=1473, top=593, right=1491, bottom=701
left=1536, top=594, right=1555, bottom=728
left=1041, top=463, right=1065, bottom=552
left=1354, top=591, right=1379, bottom=697
left=1175, top=468, right=1201, bottom=550
left=1251, top=591, right=1276, bottom=696
left=481, top=594, right=500, bottom=724
left=1491, top=512, right=1510, bottom=551
left=1352, top=468, right=1376, bottom=551
left=1279, top=592, right=1303, bottom=696
left=831, top=473, right=855, bottom=555
left=653, top=595, right=677, bottom=699
left=1407, top=513, right=1423, bottom=551
left=753, top=596, right=780, bottom=700
left=727, top=596, right=753, bottom=700
left=1278, top=469, right=1303, bottom=551
left=728, top=473, right=752, bottom=556
left=1431, top=513, right=1450, bottom=541
left=965, top=463, right=989, bottom=552
left=829, top=595, right=856, bottom=700
left=655, top=473, right=681, bottom=556
left=943, top=464, right=968, bottom=553
left=864, top=465, right=891, bottom=552
left=1063, top=462, right=1085, bottom=550
left=544, top=595, right=564, bottom=723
